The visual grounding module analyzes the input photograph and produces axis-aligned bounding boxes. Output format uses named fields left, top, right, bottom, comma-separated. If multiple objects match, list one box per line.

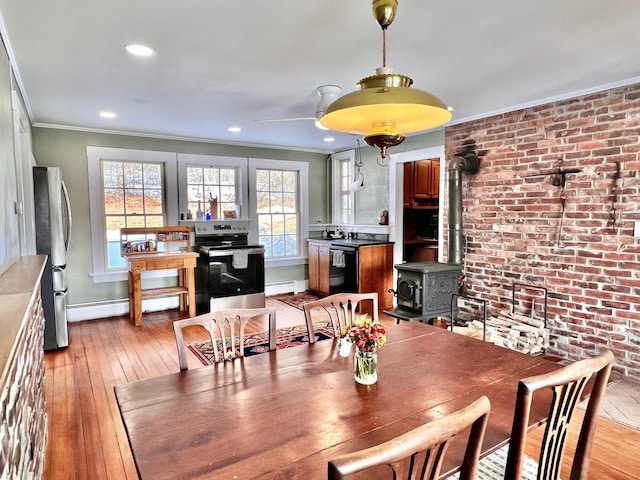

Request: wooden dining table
left=114, top=321, right=560, bottom=479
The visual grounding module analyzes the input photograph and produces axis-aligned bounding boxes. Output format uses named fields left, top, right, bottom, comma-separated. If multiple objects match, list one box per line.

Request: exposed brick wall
left=444, top=83, right=640, bottom=379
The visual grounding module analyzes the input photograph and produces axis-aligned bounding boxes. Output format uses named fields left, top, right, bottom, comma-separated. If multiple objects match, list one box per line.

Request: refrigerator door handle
left=61, top=180, right=73, bottom=251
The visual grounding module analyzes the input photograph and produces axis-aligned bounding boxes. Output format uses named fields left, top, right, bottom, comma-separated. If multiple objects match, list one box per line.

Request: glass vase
left=354, top=349, right=378, bottom=385
left=337, top=337, right=352, bottom=357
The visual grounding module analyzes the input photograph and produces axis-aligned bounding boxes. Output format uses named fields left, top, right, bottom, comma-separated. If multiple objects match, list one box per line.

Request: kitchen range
left=190, top=221, right=265, bottom=314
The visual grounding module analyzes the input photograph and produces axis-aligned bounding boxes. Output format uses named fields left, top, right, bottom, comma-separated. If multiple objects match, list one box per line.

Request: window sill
left=265, top=256, right=307, bottom=268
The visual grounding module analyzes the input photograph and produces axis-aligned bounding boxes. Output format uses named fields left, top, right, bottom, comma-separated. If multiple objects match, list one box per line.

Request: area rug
left=273, top=291, right=323, bottom=311
left=188, top=321, right=335, bottom=366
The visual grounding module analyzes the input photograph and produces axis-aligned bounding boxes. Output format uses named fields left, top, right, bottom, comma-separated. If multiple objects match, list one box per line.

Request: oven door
left=206, top=247, right=265, bottom=298
left=329, top=246, right=358, bottom=293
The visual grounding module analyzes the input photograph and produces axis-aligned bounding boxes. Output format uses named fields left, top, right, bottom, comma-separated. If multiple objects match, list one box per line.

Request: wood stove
left=386, top=262, right=461, bottom=322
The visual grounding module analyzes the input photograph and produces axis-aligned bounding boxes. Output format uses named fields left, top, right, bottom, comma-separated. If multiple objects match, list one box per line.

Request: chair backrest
left=328, top=395, right=491, bottom=480
left=173, top=307, right=277, bottom=370
left=303, top=293, right=379, bottom=343
left=505, top=350, right=614, bottom=480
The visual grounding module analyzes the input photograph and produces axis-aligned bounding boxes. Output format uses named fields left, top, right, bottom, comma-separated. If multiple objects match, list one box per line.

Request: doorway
left=387, top=146, right=445, bottom=270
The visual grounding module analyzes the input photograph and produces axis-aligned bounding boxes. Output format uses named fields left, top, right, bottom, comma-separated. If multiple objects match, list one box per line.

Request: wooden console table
left=125, top=252, right=199, bottom=326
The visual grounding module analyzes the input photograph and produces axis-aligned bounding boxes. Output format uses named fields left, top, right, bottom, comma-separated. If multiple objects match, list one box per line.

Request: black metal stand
left=450, top=294, right=487, bottom=341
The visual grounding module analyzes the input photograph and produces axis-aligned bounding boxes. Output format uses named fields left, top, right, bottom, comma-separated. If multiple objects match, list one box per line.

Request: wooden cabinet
left=404, top=159, right=440, bottom=208
left=413, top=159, right=440, bottom=199
left=307, top=241, right=394, bottom=311
left=357, top=243, right=394, bottom=311
left=308, top=241, right=330, bottom=295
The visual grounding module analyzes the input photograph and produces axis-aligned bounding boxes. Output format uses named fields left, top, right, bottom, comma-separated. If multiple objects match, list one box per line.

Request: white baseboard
left=68, top=280, right=310, bottom=322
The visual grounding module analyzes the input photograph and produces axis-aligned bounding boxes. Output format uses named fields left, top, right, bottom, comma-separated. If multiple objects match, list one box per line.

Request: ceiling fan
left=255, top=85, right=342, bottom=130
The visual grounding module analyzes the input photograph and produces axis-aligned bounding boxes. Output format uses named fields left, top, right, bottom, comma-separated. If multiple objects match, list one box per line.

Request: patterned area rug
left=273, top=291, right=323, bottom=310
left=188, top=321, right=335, bottom=366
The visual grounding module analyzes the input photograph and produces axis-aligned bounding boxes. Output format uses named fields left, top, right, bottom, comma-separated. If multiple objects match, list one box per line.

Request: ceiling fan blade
left=254, top=117, right=314, bottom=123
left=254, top=85, right=342, bottom=127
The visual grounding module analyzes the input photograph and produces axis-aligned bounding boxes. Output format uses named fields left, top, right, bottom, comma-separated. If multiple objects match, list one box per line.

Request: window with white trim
left=87, top=147, right=178, bottom=282
left=103, top=160, right=165, bottom=269
left=248, top=158, right=308, bottom=263
left=331, top=150, right=355, bottom=224
left=176, top=154, right=247, bottom=221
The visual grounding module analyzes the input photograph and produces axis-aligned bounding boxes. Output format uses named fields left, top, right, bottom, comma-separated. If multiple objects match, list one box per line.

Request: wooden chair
left=173, top=307, right=277, bottom=369
left=328, top=395, right=491, bottom=480
left=473, top=350, right=614, bottom=480
left=303, top=292, right=379, bottom=343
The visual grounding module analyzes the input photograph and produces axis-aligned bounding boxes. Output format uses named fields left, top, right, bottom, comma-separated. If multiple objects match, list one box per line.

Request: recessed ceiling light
left=124, top=43, right=156, bottom=57
left=227, top=126, right=242, bottom=133
left=323, top=136, right=335, bottom=143
left=99, top=111, right=117, bottom=119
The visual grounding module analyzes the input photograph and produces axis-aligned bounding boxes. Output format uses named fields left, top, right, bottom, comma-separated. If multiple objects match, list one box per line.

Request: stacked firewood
left=484, top=310, right=549, bottom=355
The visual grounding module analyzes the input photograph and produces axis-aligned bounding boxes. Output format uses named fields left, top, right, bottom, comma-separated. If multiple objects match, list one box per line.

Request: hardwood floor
left=43, top=299, right=640, bottom=479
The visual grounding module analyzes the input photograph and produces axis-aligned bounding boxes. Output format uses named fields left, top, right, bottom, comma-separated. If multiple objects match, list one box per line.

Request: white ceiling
left=2, top=0, right=640, bottom=154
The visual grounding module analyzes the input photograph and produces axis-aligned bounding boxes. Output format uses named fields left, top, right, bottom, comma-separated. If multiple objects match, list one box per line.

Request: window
left=256, top=169, right=298, bottom=256
left=177, top=154, right=247, bottom=221
left=185, top=165, right=237, bottom=219
left=103, top=160, right=165, bottom=269
left=87, top=147, right=178, bottom=282
left=331, top=150, right=355, bottom=224
left=248, top=158, right=308, bottom=265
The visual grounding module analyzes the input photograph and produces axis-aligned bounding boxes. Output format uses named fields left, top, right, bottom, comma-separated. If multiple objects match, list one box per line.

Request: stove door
left=196, top=248, right=265, bottom=314
left=397, top=277, right=422, bottom=310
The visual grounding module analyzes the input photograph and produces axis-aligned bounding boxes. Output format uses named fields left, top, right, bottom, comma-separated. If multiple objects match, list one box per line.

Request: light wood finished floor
left=43, top=298, right=640, bottom=479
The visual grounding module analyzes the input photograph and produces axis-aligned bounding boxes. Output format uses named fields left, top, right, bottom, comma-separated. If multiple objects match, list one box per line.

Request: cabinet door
left=308, top=242, right=330, bottom=295
left=357, top=244, right=394, bottom=311
left=430, top=160, right=440, bottom=198
left=318, top=245, right=330, bottom=295
left=308, top=242, right=320, bottom=292
left=413, top=159, right=440, bottom=199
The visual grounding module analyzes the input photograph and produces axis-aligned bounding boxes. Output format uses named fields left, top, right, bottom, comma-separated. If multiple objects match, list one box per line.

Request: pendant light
left=319, top=0, right=451, bottom=160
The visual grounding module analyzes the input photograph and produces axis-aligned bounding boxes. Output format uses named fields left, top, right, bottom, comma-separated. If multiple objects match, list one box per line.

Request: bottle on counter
left=208, top=193, right=218, bottom=220
left=196, top=201, right=204, bottom=220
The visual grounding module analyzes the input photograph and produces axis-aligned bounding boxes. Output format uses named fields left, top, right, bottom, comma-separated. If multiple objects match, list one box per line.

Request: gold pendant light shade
left=321, top=71, right=451, bottom=136
left=319, top=0, right=451, bottom=158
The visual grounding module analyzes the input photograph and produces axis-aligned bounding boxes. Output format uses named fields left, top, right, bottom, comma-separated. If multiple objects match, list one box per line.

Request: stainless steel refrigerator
left=33, top=166, right=72, bottom=350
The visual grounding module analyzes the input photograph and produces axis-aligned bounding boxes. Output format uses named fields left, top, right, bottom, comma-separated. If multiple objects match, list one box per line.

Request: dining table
left=114, top=321, right=560, bottom=479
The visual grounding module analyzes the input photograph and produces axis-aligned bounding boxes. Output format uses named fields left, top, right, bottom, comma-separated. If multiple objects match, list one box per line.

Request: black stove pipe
left=447, top=146, right=481, bottom=266
left=446, top=159, right=464, bottom=266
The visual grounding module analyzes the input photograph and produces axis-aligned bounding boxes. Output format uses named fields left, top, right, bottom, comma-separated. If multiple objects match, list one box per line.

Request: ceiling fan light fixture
left=314, top=85, right=342, bottom=129
left=319, top=0, right=451, bottom=158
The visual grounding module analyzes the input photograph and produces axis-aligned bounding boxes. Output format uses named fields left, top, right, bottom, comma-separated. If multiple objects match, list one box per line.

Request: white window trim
left=87, top=146, right=178, bottom=283
left=331, top=149, right=355, bottom=224
left=248, top=158, right=309, bottom=267
left=176, top=154, right=248, bottom=220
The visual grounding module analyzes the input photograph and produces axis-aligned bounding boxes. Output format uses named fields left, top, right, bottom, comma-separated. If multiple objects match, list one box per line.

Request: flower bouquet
left=346, top=314, right=387, bottom=384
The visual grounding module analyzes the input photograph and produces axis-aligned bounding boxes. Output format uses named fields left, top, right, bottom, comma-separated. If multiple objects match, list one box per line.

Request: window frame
left=176, top=154, right=248, bottom=220
left=248, top=158, right=308, bottom=267
left=331, top=149, right=355, bottom=225
left=87, top=146, right=178, bottom=283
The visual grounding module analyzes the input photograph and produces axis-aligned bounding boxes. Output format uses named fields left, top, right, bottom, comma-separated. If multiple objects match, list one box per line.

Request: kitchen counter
left=307, top=238, right=393, bottom=247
